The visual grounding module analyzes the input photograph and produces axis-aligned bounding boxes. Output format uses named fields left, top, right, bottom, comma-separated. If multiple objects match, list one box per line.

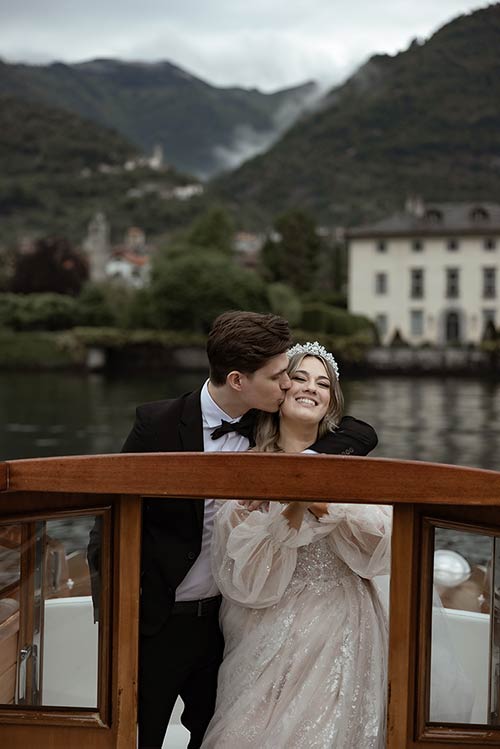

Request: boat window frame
left=415, top=510, right=500, bottom=744
left=0, top=500, right=112, bottom=729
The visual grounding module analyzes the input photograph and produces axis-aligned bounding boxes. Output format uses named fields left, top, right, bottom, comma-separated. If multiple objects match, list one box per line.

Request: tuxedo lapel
left=179, top=389, right=204, bottom=451
left=179, top=389, right=205, bottom=529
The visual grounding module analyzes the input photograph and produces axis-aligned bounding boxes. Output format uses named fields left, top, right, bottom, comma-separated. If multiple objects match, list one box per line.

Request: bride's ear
left=226, top=370, right=244, bottom=392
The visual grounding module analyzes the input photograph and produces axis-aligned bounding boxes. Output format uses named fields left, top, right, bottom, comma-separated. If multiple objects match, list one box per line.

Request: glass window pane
left=430, top=526, right=494, bottom=725
left=0, top=513, right=103, bottom=709
left=0, top=525, right=21, bottom=706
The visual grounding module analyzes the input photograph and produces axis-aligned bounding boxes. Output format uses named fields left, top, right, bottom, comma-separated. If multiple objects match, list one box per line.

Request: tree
left=149, top=250, right=269, bottom=332
left=260, top=209, right=322, bottom=293
left=186, top=205, right=235, bottom=254
left=11, top=236, right=88, bottom=295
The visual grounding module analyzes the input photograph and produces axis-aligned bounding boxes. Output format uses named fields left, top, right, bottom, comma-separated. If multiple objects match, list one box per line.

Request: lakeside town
left=1, top=5, right=500, bottom=378
left=1, top=194, right=499, bottom=376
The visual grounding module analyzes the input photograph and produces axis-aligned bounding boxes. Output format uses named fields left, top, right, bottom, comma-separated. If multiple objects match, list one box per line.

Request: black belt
left=171, top=595, right=221, bottom=617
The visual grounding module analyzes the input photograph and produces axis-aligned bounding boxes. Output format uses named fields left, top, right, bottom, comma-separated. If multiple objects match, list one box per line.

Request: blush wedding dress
left=201, top=500, right=391, bottom=749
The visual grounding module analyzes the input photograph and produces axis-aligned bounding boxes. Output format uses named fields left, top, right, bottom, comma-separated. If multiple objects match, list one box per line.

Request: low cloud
left=211, top=83, right=322, bottom=175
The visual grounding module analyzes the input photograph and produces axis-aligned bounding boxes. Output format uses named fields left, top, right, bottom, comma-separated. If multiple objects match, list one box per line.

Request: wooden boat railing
left=0, top=452, right=499, bottom=748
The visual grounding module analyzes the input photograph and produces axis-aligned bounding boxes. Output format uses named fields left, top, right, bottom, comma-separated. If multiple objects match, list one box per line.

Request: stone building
left=347, top=201, right=500, bottom=345
left=82, top=212, right=110, bottom=283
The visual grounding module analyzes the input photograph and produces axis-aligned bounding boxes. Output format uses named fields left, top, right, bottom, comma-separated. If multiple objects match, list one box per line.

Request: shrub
left=0, top=292, right=80, bottom=330
left=267, top=283, right=302, bottom=327
left=77, top=283, right=116, bottom=327
left=0, top=329, right=82, bottom=369
left=301, top=302, right=376, bottom=340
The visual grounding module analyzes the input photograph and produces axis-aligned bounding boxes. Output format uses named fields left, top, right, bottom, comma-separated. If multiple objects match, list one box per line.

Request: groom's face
left=238, top=353, right=291, bottom=413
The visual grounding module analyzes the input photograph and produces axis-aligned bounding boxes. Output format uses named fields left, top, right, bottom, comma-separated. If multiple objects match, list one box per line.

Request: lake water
left=1, top=371, right=499, bottom=470
left=3, top=370, right=498, bottom=567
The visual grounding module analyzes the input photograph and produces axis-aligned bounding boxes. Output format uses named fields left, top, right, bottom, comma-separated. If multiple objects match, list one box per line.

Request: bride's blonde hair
left=253, top=351, right=344, bottom=452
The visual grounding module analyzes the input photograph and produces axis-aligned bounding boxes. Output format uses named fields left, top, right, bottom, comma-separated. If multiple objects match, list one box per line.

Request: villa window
left=410, top=309, right=424, bottom=336
left=483, top=267, right=497, bottom=299
left=412, top=239, right=424, bottom=252
left=446, top=268, right=460, bottom=299
left=410, top=268, right=424, bottom=299
left=375, top=272, right=388, bottom=295
left=482, top=309, right=496, bottom=335
left=375, top=314, right=388, bottom=337
left=471, top=206, right=490, bottom=223
left=424, top=208, right=443, bottom=224
left=447, top=238, right=459, bottom=251
left=484, top=238, right=497, bottom=250
left=376, top=240, right=387, bottom=253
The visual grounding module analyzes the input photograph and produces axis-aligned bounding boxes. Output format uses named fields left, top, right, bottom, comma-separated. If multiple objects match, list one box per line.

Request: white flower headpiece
left=286, top=341, right=340, bottom=381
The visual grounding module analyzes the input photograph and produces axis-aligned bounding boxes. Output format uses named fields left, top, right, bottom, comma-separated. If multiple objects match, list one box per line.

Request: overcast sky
left=0, top=1, right=490, bottom=91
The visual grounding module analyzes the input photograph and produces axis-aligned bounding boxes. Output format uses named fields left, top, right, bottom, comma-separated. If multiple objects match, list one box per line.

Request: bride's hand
left=307, top=502, right=329, bottom=518
left=238, top=499, right=269, bottom=512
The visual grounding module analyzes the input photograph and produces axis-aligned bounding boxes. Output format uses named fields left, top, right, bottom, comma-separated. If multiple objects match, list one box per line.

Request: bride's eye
left=292, top=375, right=306, bottom=382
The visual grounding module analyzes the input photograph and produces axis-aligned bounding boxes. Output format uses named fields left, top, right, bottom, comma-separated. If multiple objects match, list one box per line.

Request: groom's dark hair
left=207, top=310, right=292, bottom=385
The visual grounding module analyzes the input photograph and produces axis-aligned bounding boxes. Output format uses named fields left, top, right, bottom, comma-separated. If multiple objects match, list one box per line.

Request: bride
left=201, top=343, right=391, bottom=748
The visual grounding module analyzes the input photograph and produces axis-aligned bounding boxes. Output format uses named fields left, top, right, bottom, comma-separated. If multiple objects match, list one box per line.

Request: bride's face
left=280, top=356, right=331, bottom=425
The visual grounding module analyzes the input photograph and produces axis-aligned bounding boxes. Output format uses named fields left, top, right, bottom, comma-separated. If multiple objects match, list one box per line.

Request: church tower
left=83, top=212, right=110, bottom=282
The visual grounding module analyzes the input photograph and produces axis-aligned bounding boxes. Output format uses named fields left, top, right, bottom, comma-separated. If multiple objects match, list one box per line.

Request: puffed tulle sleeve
left=211, top=500, right=315, bottom=608
left=318, top=503, right=392, bottom=579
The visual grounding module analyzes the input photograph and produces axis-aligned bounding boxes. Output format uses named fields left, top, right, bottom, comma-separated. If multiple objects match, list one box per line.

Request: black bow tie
left=211, top=409, right=257, bottom=447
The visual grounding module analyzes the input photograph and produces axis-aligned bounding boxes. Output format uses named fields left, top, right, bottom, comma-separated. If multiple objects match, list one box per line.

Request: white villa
left=347, top=200, right=500, bottom=345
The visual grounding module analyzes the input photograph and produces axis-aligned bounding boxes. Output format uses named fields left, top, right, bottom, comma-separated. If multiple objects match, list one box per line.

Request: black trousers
left=138, top=608, right=224, bottom=749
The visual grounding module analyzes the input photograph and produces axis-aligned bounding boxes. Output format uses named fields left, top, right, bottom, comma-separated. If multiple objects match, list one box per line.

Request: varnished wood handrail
left=1, top=453, right=500, bottom=505
left=0, top=463, right=7, bottom=492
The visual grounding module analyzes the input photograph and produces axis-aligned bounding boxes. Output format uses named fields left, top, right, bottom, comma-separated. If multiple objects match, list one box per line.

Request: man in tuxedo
left=121, top=311, right=377, bottom=749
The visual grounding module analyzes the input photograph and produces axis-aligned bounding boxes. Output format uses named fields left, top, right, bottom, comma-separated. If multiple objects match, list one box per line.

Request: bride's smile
left=280, top=355, right=331, bottom=424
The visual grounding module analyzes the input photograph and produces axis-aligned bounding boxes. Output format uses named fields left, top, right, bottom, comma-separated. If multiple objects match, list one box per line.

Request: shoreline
left=0, top=329, right=499, bottom=377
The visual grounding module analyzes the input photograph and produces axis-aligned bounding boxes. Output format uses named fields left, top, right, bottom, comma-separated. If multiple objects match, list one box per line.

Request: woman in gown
left=201, top=342, right=391, bottom=749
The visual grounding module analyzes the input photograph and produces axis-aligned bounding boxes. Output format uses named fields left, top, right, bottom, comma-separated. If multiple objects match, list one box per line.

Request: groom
left=121, top=310, right=377, bottom=749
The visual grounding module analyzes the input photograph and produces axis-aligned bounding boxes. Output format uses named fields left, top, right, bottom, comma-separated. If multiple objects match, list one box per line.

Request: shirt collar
left=200, top=380, right=244, bottom=429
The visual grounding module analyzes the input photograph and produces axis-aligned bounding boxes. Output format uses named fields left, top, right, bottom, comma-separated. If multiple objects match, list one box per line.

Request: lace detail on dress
left=288, top=535, right=352, bottom=595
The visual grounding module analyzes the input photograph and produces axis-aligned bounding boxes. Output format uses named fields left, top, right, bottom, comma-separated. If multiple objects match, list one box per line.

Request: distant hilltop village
left=80, top=144, right=204, bottom=202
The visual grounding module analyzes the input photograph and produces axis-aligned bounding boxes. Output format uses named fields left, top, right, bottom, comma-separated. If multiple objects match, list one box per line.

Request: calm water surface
left=1, top=371, right=499, bottom=469
left=1, top=371, right=499, bottom=564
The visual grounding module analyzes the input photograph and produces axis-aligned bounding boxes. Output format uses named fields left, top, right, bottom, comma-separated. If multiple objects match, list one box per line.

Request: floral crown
left=286, top=341, right=340, bottom=381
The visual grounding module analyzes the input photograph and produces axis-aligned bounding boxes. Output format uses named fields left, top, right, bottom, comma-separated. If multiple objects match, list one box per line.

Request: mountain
left=212, top=4, right=500, bottom=226
left=0, top=58, right=317, bottom=178
left=0, top=94, right=202, bottom=243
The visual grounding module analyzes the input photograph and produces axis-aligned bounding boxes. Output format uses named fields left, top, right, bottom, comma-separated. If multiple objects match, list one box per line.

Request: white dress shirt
left=175, top=380, right=250, bottom=601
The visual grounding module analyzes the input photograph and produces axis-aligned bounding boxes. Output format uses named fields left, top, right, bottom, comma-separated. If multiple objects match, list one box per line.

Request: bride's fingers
left=238, top=499, right=266, bottom=511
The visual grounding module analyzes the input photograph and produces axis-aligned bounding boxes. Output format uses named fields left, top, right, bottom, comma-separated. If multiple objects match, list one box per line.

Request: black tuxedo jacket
left=121, top=388, right=378, bottom=635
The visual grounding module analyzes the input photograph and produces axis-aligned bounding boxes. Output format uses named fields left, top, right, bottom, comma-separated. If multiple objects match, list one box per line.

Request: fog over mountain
left=212, top=4, right=500, bottom=225
left=0, top=57, right=318, bottom=177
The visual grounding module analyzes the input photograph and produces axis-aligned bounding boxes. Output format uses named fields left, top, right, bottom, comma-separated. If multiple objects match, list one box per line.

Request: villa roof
left=346, top=202, right=500, bottom=239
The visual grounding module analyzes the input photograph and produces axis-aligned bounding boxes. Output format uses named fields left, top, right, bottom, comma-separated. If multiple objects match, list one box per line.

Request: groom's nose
left=280, top=373, right=291, bottom=390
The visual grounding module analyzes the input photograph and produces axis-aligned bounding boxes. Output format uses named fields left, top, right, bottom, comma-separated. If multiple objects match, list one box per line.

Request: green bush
left=0, top=329, right=82, bottom=369
left=301, top=302, right=375, bottom=340
left=267, top=283, right=302, bottom=327
left=77, top=281, right=147, bottom=329
left=70, top=327, right=206, bottom=348
left=0, top=292, right=80, bottom=331
left=77, top=283, right=116, bottom=327
left=300, top=290, right=347, bottom=309
left=291, top=328, right=374, bottom=365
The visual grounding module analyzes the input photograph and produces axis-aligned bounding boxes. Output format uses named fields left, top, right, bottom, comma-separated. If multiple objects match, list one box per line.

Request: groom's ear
left=226, top=370, right=244, bottom=391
